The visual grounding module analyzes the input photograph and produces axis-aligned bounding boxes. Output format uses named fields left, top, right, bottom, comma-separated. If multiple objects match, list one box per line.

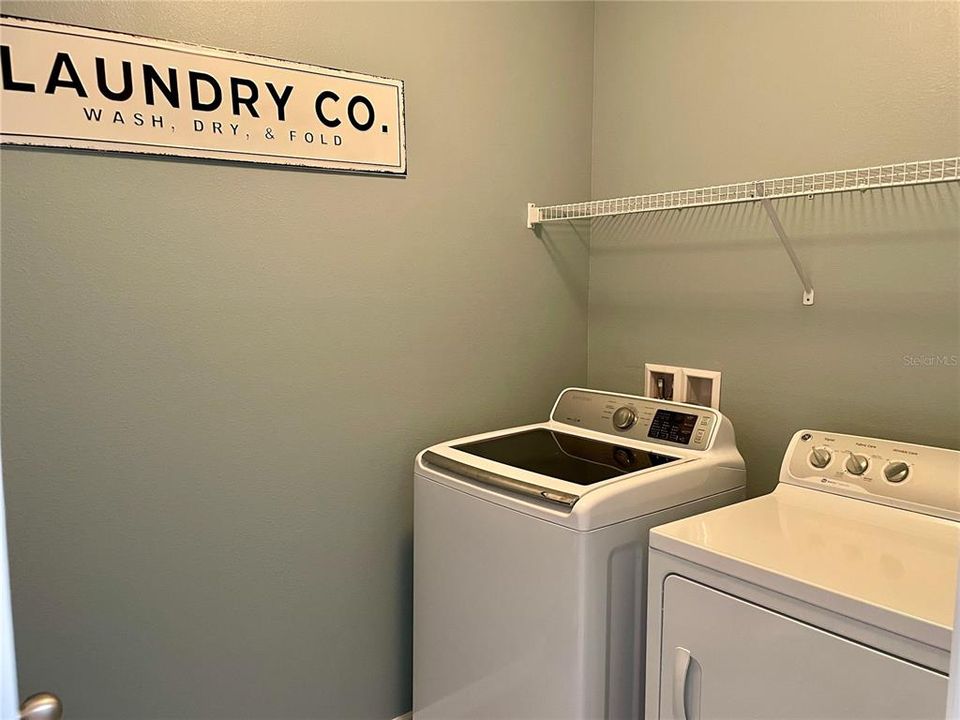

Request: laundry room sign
left=0, top=15, right=406, bottom=174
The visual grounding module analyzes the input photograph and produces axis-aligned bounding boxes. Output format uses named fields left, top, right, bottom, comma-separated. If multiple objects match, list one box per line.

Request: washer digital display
left=648, top=409, right=699, bottom=445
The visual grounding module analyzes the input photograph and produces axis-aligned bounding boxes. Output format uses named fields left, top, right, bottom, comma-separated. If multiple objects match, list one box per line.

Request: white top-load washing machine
left=413, top=388, right=745, bottom=720
left=645, top=429, right=960, bottom=720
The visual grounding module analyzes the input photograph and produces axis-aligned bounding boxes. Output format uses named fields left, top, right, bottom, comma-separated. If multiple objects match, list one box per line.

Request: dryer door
left=657, top=576, right=947, bottom=720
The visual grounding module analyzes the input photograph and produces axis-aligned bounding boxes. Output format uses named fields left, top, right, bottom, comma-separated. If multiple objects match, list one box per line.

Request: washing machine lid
left=420, top=424, right=687, bottom=513
left=416, top=422, right=747, bottom=531
left=452, top=427, right=679, bottom=486
left=416, top=389, right=746, bottom=531
left=649, top=483, right=960, bottom=651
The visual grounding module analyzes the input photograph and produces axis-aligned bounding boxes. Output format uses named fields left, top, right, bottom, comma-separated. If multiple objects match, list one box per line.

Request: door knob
left=19, top=692, right=62, bottom=720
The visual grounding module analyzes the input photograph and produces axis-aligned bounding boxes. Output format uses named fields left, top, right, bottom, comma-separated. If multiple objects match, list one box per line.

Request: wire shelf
left=528, top=157, right=960, bottom=226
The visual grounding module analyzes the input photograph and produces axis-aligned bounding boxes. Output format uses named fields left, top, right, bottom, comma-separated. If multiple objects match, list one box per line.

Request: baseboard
left=392, top=713, right=412, bottom=720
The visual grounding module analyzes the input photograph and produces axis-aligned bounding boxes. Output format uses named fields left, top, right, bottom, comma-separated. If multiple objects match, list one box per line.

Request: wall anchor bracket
left=757, top=186, right=815, bottom=306
left=527, top=203, right=539, bottom=230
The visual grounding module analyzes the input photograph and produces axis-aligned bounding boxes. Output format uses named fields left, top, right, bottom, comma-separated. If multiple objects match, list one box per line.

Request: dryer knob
left=845, top=453, right=869, bottom=476
left=884, top=462, right=910, bottom=484
left=809, top=447, right=832, bottom=469
left=612, top=406, right=637, bottom=431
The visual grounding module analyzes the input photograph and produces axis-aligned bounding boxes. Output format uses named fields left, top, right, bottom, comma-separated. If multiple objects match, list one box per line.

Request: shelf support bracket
left=756, top=186, right=815, bottom=306
left=526, top=203, right=539, bottom=230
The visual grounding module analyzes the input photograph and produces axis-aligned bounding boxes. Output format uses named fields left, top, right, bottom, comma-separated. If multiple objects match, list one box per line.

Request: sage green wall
left=0, top=2, right=593, bottom=718
left=588, top=1, right=960, bottom=496
left=5, top=2, right=959, bottom=718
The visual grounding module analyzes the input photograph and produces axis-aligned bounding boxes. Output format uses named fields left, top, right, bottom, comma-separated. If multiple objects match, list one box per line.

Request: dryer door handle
left=673, top=646, right=693, bottom=720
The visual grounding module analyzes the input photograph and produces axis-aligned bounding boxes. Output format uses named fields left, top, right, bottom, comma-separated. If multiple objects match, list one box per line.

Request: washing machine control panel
left=551, top=389, right=718, bottom=451
left=785, top=430, right=960, bottom=521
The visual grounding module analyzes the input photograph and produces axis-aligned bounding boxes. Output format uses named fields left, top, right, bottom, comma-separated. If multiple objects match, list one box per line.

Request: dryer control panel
left=784, top=430, right=960, bottom=521
left=551, top=388, right=719, bottom=451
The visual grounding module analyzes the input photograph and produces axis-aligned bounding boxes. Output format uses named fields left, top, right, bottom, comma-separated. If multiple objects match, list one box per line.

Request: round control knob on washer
left=809, top=447, right=832, bottom=469
left=883, top=461, right=910, bottom=484
left=612, top=406, right=637, bottom=431
left=845, top=453, right=869, bottom=476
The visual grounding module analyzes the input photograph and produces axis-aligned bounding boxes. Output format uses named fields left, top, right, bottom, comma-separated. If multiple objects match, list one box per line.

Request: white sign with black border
left=0, top=15, right=406, bottom=174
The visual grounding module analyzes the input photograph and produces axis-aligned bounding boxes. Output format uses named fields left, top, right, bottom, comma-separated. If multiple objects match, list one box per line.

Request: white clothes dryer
left=645, top=429, right=959, bottom=720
